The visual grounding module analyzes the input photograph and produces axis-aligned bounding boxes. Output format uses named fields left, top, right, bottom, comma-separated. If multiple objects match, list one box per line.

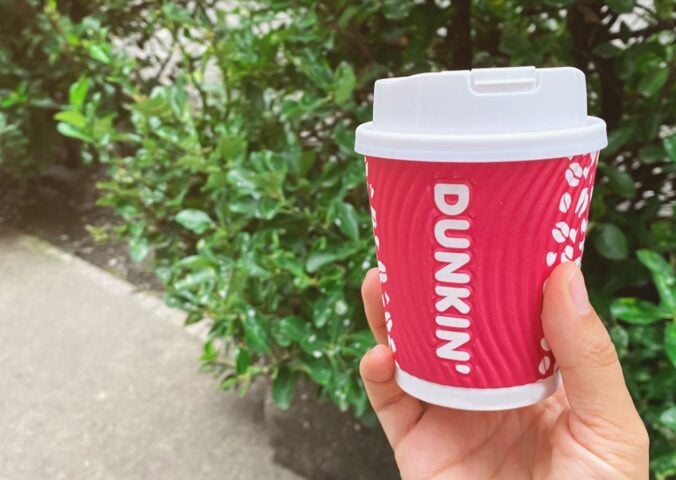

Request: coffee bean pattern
left=366, top=158, right=396, bottom=353
left=540, top=151, right=599, bottom=377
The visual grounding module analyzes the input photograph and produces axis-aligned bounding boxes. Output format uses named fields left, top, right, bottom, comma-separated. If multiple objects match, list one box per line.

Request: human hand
left=360, top=262, right=648, bottom=480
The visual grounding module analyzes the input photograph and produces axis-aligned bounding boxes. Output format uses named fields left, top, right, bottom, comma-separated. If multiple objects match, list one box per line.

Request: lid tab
left=469, top=66, right=537, bottom=94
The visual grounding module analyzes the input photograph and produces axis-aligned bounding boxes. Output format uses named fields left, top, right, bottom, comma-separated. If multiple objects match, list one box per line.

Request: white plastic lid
left=355, top=66, right=607, bottom=162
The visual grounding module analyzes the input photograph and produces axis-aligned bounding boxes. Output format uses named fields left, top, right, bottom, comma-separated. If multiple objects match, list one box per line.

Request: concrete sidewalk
left=0, top=232, right=301, bottom=480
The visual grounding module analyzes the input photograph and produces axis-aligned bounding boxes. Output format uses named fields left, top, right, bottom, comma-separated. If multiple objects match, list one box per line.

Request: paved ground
left=0, top=232, right=302, bottom=480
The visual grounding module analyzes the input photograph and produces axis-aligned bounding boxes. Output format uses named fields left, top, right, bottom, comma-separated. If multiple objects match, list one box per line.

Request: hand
left=360, top=262, right=649, bottom=480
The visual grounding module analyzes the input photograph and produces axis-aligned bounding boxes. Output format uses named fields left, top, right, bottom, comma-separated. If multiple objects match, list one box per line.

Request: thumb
left=542, top=262, right=641, bottom=431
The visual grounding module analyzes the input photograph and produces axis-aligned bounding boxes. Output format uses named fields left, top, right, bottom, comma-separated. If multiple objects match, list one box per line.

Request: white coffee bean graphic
left=538, top=356, right=552, bottom=375
left=565, top=162, right=583, bottom=187
left=369, top=183, right=374, bottom=199
left=374, top=235, right=380, bottom=250
left=556, top=221, right=570, bottom=236
left=560, top=245, right=574, bottom=262
left=569, top=228, right=578, bottom=242
left=581, top=218, right=588, bottom=233
left=552, top=221, right=570, bottom=243
left=583, top=166, right=590, bottom=179
left=592, top=151, right=599, bottom=165
left=386, top=319, right=393, bottom=332
left=378, top=260, right=388, bottom=283
left=388, top=337, right=397, bottom=353
left=540, top=337, right=551, bottom=351
left=370, top=206, right=377, bottom=228
left=575, top=256, right=582, bottom=267
left=575, top=187, right=589, bottom=216
left=579, top=239, right=585, bottom=252
left=546, top=251, right=557, bottom=267
left=455, top=365, right=470, bottom=375
left=559, top=192, right=572, bottom=213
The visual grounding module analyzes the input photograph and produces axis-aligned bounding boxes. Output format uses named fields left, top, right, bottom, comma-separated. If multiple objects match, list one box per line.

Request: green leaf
left=334, top=122, right=355, bottom=155
left=610, top=298, right=669, bottom=324
left=665, top=323, right=676, bottom=367
left=227, top=167, right=261, bottom=197
left=235, top=348, right=251, bottom=375
left=242, top=312, right=270, bottom=354
left=54, top=111, right=87, bottom=130
left=68, top=76, right=90, bottom=109
left=651, top=451, right=676, bottom=480
left=304, top=357, right=332, bottom=385
left=290, top=150, right=316, bottom=176
left=333, top=62, right=356, bottom=105
left=606, top=0, right=635, bottom=13
left=201, top=340, right=217, bottom=362
left=660, top=406, right=676, bottom=430
left=129, top=236, right=151, bottom=262
left=638, top=67, right=669, bottom=97
left=592, top=42, right=623, bottom=58
left=292, top=50, right=333, bottom=90
left=382, top=0, right=413, bottom=19
left=218, top=132, right=247, bottom=160
left=56, top=122, right=93, bottom=143
left=605, top=126, right=635, bottom=155
left=306, top=247, right=355, bottom=273
left=599, top=163, right=636, bottom=198
left=131, top=95, right=172, bottom=117
left=334, top=201, right=360, bottom=240
left=609, top=324, right=629, bottom=353
left=277, top=316, right=308, bottom=345
left=664, top=135, right=676, bottom=162
left=499, top=30, right=531, bottom=56
left=655, top=0, right=674, bottom=19
left=173, top=268, right=216, bottom=291
left=637, top=250, right=675, bottom=309
left=184, top=312, right=203, bottom=325
left=272, top=367, right=299, bottom=409
left=220, top=376, right=239, bottom=390
left=594, top=224, right=629, bottom=260
left=338, top=5, right=361, bottom=28
left=639, top=144, right=668, bottom=164
left=88, top=43, right=112, bottom=64
left=175, top=209, right=214, bottom=234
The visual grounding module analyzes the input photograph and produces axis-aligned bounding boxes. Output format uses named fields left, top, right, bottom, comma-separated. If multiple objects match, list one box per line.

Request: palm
left=394, top=389, right=627, bottom=480
left=359, top=265, right=648, bottom=480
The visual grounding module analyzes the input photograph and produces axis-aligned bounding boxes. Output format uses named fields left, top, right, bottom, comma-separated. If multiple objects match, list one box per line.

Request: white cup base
left=395, top=366, right=561, bottom=411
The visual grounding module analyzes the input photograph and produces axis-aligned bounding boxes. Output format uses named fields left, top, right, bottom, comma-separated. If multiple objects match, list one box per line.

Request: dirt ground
left=0, top=163, right=399, bottom=480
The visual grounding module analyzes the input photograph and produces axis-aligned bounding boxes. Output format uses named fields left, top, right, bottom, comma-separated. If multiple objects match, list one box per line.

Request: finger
left=360, top=344, right=424, bottom=449
left=542, top=262, right=642, bottom=430
left=361, top=268, right=388, bottom=345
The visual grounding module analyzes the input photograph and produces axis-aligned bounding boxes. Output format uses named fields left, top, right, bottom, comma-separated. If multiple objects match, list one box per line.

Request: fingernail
left=569, top=268, right=592, bottom=315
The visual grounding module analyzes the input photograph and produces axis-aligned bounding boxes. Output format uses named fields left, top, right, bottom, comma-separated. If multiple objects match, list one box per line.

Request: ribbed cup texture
left=366, top=153, right=598, bottom=388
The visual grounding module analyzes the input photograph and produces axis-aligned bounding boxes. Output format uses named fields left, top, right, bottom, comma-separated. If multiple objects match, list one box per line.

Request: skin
left=359, top=262, right=649, bottom=480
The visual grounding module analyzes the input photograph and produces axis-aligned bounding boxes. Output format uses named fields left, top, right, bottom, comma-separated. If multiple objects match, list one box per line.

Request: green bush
left=2, top=1, right=674, bottom=476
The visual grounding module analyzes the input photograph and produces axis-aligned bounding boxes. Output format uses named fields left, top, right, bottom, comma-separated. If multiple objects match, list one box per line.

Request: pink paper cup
left=355, top=67, right=607, bottom=410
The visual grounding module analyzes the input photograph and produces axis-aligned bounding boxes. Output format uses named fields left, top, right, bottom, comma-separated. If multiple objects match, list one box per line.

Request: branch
left=566, top=1, right=624, bottom=130
left=606, top=20, right=675, bottom=40
left=447, top=0, right=472, bottom=69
